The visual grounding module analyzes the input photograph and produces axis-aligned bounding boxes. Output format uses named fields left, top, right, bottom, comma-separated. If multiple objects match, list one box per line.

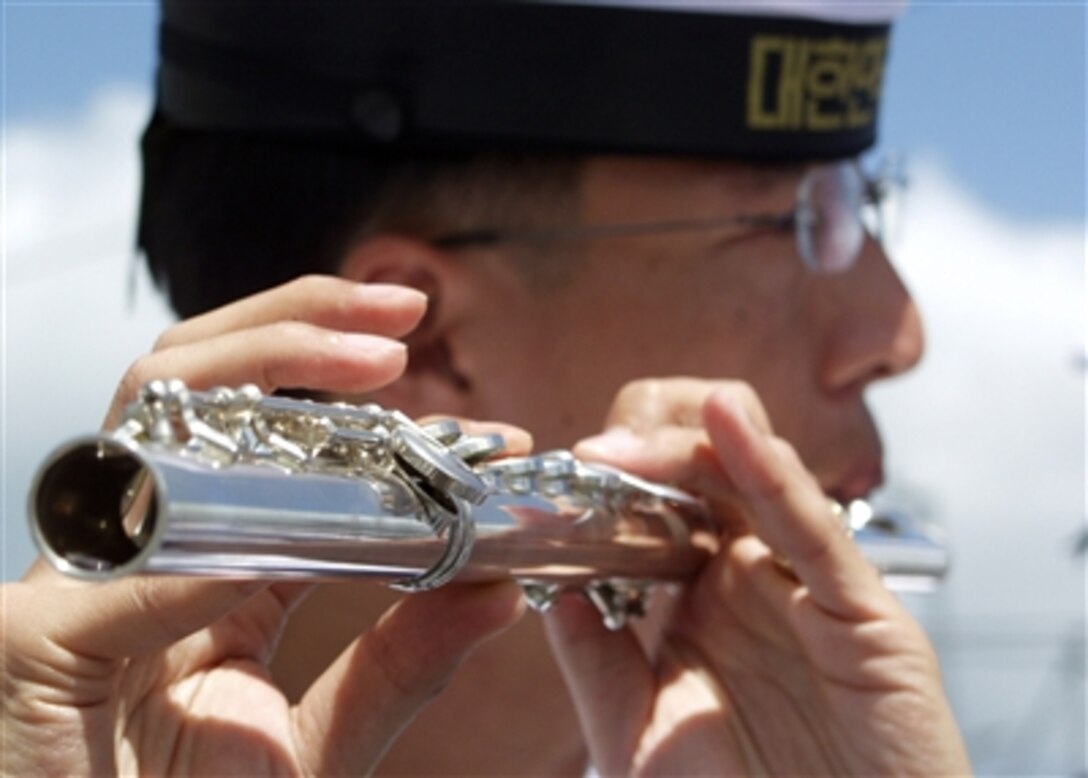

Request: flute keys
left=521, top=582, right=562, bottom=613
left=521, top=578, right=651, bottom=630
left=448, top=433, right=507, bottom=464
left=419, top=419, right=464, bottom=445
left=584, top=581, right=650, bottom=631
left=391, top=423, right=490, bottom=505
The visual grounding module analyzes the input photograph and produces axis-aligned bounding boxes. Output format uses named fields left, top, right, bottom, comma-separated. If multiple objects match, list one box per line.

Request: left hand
left=543, top=378, right=970, bottom=776
left=2, top=572, right=525, bottom=777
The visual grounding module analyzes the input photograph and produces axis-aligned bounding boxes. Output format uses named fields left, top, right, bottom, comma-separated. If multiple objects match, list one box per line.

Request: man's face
left=453, top=155, right=924, bottom=503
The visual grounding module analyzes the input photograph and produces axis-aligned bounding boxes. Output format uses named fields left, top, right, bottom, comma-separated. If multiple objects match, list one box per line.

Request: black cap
left=157, top=0, right=900, bottom=160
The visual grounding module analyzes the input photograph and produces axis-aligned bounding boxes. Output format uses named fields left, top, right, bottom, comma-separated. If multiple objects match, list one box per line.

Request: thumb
left=18, top=575, right=271, bottom=660
left=543, top=594, right=656, bottom=776
left=293, top=580, right=526, bottom=776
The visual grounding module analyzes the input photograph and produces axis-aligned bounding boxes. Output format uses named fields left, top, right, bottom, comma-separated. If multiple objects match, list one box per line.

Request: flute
left=29, top=380, right=949, bottom=629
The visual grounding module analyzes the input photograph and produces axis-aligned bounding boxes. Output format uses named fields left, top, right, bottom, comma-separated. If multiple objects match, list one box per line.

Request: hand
left=103, top=274, right=428, bottom=427
left=2, top=276, right=527, bottom=775
left=544, top=378, right=970, bottom=776
left=1, top=574, right=524, bottom=775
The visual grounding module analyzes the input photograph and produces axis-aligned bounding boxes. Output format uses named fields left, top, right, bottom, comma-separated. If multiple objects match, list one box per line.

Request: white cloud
left=871, top=157, right=1084, bottom=620
left=3, top=86, right=174, bottom=579
left=868, top=158, right=1085, bottom=773
left=6, top=87, right=151, bottom=266
left=2, top=86, right=1084, bottom=772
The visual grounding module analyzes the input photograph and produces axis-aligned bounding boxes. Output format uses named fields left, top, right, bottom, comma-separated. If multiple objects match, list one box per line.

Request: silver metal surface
left=28, top=381, right=950, bottom=628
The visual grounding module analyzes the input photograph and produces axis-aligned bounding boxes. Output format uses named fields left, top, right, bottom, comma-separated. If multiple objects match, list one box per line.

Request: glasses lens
left=795, top=162, right=864, bottom=274
left=861, top=157, right=907, bottom=252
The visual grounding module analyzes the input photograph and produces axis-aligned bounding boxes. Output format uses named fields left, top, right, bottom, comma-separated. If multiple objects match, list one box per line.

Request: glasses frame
left=431, top=159, right=901, bottom=274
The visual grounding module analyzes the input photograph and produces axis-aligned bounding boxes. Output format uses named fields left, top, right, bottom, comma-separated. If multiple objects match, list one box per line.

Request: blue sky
left=3, top=2, right=156, bottom=117
left=2, top=4, right=1086, bottom=772
left=2, top=1, right=1085, bottom=223
left=880, top=2, right=1086, bottom=223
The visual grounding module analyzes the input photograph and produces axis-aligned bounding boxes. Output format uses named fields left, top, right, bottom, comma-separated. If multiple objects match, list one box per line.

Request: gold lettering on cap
left=747, top=33, right=887, bottom=132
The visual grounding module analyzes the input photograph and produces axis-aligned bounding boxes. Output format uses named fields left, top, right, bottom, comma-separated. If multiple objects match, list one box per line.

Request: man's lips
left=825, top=460, right=885, bottom=505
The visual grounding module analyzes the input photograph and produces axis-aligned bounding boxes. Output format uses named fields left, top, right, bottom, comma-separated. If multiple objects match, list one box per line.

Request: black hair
left=137, top=112, right=581, bottom=319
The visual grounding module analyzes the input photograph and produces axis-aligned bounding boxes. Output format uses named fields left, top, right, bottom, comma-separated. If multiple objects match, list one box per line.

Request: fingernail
left=576, top=426, right=645, bottom=457
left=357, top=283, right=428, bottom=307
left=732, top=398, right=755, bottom=432
left=713, top=389, right=754, bottom=433
left=337, top=333, right=406, bottom=356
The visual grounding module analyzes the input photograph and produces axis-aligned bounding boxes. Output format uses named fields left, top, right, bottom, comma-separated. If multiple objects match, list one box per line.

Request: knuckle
left=151, top=322, right=186, bottom=352
left=611, top=377, right=709, bottom=429
left=607, top=378, right=663, bottom=427
left=722, top=378, right=757, bottom=406
left=288, top=274, right=339, bottom=301
left=114, top=357, right=156, bottom=406
left=761, top=437, right=817, bottom=496
left=613, top=377, right=668, bottom=411
left=267, top=319, right=318, bottom=344
left=713, top=379, right=773, bottom=433
left=365, top=624, right=444, bottom=705
left=771, top=437, right=823, bottom=493
left=253, top=321, right=330, bottom=389
left=125, top=578, right=182, bottom=645
left=759, top=471, right=790, bottom=503
left=768, top=436, right=802, bottom=469
left=741, top=436, right=795, bottom=501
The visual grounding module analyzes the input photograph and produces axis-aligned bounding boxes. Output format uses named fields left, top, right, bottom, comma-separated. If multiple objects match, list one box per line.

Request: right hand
left=545, top=378, right=969, bottom=776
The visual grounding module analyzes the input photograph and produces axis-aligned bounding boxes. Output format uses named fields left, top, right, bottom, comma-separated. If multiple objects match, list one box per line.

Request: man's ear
left=338, top=235, right=474, bottom=417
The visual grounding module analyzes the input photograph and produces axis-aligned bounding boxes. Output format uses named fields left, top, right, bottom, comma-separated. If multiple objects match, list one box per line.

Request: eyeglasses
left=431, top=159, right=903, bottom=275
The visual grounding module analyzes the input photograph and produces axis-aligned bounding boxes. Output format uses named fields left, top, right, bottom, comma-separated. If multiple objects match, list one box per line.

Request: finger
left=154, top=324, right=407, bottom=393
left=22, top=556, right=72, bottom=583
left=696, top=535, right=804, bottom=655
left=605, top=377, right=774, bottom=436
left=575, top=425, right=721, bottom=490
left=293, top=580, right=525, bottom=776
left=418, top=416, right=534, bottom=458
left=543, top=594, right=656, bottom=776
left=720, top=538, right=934, bottom=690
left=107, top=323, right=407, bottom=426
left=195, top=581, right=319, bottom=666
left=461, top=421, right=532, bottom=457
left=582, top=376, right=778, bottom=516
left=703, top=389, right=895, bottom=620
left=18, top=577, right=271, bottom=661
left=147, top=581, right=321, bottom=682
left=153, top=277, right=427, bottom=351
left=574, top=426, right=748, bottom=536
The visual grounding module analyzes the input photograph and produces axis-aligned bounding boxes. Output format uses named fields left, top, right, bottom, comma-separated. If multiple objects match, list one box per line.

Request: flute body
left=30, top=380, right=948, bottom=628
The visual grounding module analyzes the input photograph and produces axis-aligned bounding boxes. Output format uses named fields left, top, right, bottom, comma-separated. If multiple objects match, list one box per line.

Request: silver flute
left=30, top=380, right=949, bottom=629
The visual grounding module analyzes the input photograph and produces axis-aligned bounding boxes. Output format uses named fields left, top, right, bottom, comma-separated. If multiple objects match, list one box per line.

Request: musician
left=2, top=1, right=971, bottom=775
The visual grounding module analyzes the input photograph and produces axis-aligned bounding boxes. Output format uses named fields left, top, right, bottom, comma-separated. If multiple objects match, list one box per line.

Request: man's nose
left=818, top=235, right=926, bottom=393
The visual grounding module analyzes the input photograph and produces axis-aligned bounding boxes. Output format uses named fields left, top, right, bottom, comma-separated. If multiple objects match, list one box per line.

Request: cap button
left=350, top=88, right=404, bottom=142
